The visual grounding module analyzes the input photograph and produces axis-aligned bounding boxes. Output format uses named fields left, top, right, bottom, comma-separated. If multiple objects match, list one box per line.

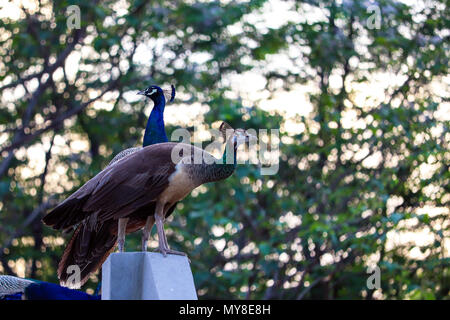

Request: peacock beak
left=137, top=90, right=146, bottom=95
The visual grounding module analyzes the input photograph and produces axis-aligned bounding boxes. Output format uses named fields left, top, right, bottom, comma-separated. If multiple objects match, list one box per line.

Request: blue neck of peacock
left=143, top=94, right=168, bottom=147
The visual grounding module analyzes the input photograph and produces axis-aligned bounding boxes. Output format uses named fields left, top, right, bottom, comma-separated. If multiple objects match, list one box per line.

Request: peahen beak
left=246, top=133, right=258, bottom=143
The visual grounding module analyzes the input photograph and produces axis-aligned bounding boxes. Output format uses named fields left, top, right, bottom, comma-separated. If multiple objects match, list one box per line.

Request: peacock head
left=219, top=122, right=257, bottom=148
left=137, top=84, right=175, bottom=104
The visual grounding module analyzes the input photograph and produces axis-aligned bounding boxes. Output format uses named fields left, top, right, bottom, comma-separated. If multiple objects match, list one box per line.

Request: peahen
left=0, top=275, right=99, bottom=300
left=43, top=122, right=255, bottom=287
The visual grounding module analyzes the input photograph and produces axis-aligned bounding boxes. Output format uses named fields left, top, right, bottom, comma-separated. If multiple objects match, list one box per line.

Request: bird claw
left=153, top=247, right=167, bottom=257
left=153, top=248, right=190, bottom=262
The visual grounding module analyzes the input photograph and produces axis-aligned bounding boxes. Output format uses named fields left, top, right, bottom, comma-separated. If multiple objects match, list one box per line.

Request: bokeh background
left=0, top=0, right=448, bottom=299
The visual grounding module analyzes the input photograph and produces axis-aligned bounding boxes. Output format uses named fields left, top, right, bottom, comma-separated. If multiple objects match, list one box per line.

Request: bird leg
left=141, top=216, right=155, bottom=251
left=117, top=217, right=129, bottom=252
left=160, top=220, right=186, bottom=257
left=154, top=203, right=169, bottom=256
left=154, top=203, right=187, bottom=257
left=159, top=232, right=187, bottom=257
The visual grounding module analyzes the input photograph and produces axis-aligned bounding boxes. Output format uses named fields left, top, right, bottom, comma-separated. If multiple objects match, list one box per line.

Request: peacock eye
left=147, top=88, right=157, bottom=96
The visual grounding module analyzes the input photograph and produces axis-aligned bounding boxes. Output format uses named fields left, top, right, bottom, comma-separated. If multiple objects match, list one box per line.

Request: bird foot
left=154, top=248, right=189, bottom=260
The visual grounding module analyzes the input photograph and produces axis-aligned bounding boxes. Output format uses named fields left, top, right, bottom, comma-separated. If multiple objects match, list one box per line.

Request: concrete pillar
left=101, top=252, right=197, bottom=300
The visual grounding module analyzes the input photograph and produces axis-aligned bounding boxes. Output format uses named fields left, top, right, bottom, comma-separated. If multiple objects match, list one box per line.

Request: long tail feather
left=58, top=217, right=117, bottom=288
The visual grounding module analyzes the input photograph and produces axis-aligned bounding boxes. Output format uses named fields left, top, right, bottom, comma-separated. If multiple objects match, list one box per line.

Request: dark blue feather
left=24, top=282, right=100, bottom=300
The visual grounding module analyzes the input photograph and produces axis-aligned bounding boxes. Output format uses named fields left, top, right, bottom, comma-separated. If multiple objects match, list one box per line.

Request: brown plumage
left=43, top=123, right=255, bottom=287
left=44, top=144, right=177, bottom=229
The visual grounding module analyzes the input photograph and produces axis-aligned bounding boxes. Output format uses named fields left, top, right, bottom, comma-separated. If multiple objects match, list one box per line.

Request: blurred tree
left=0, top=0, right=448, bottom=299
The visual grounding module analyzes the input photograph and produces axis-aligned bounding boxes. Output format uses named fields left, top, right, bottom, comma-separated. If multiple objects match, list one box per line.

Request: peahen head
left=211, top=122, right=257, bottom=171
left=137, top=84, right=175, bottom=107
left=219, top=122, right=257, bottom=148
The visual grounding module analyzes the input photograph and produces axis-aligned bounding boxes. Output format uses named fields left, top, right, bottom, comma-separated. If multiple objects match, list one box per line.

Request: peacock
left=0, top=275, right=100, bottom=300
left=43, top=122, right=255, bottom=287
left=108, top=84, right=175, bottom=165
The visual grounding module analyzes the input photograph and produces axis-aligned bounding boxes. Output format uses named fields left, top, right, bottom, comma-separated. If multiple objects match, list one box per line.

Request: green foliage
left=0, top=0, right=448, bottom=299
